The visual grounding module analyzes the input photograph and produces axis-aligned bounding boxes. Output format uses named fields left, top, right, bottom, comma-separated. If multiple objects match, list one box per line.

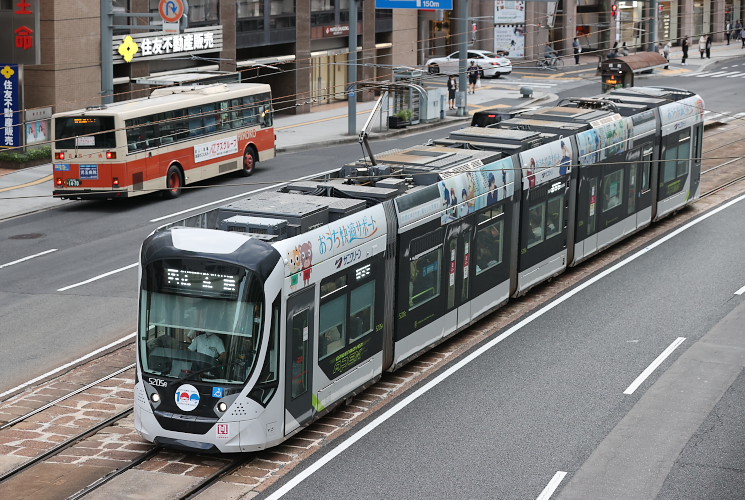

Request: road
left=261, top=179, right=745, bottom=500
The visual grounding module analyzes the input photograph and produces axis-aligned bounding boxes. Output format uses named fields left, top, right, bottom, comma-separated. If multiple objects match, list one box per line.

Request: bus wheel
left=163, top=166, right=183, bottom=199
left=241, top=147, right=256, bottom=176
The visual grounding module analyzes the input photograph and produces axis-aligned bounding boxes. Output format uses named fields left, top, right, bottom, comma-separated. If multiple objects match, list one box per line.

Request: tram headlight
left=150, top=392, right=160, bottom=403
left=217, top=402, right=227, bottom=412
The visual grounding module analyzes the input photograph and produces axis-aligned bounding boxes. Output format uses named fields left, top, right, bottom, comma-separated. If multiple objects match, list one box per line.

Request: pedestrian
left=736, top=20, right=743, bottom=40
left=467, top=61, right=479, bottom=94
left=705, top=34, right=712, bottom=58
left=447, top=74, right=457, bottom=110
left=573, top=37, right=581, bottom=64
left=682, top=36, right=689, bottom=64
left=663, top=41, right=671, bottom=69
left=608, top=41, right=619, bottom=58
left=698, top=34, right=706, bottom=58
left=726, top=22, right=731, bottom=45
left=622, top=42, right=629, bottom=56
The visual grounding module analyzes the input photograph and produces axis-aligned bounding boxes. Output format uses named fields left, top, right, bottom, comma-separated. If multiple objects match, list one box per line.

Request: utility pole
left=348, top=0, right=358, bottom=135
left=101, top=0, right=114, bottom=104
left=456, top=0, right=468, bottom=117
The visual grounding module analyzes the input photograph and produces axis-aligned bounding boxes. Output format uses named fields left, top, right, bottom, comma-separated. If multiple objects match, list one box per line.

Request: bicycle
left=538, top=57, right=564, bottom=70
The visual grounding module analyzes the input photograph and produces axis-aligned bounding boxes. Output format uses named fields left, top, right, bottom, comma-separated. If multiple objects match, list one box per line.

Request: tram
left=134, top=87, right=704, bottom=452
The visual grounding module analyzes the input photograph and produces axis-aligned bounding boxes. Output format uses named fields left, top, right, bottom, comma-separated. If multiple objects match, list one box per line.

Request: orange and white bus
left=52, top=83, right=274, bottom=200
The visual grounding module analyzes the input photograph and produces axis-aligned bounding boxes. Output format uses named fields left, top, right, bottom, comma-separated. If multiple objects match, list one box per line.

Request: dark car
left=470, top=106, right=539, bottom=127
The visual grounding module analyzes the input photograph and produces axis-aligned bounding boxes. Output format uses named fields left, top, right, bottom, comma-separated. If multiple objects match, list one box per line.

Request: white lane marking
left=696, top=71, right=727, bottom=77
left=0, top=249, right=58, bottom=269
left=623, top=337, right=686, bottom=395
left=57, top=263, right=138, bottom=291
left=0, top=332, right=136, bottom=400
left=711, top=71, right=743, bottom=78
left=735, top=284, right=745, bottom=295
left=537, top=471, right=568, bottom=500
left=726, top=72, right=745, bottom=77
left=265, top=192, right=745, bottom=499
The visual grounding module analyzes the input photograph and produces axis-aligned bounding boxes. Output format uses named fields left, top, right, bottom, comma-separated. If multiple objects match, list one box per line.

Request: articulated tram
left=134, top=87, right=704, bottom=452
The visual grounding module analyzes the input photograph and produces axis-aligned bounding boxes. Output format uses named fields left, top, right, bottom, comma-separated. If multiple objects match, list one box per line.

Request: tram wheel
left=163, top=165, right=183, bottom=199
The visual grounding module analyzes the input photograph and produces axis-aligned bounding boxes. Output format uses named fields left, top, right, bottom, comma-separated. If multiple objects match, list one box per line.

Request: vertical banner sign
left=0, top=0, right=41, bottom=65
left=1, top=64, right=21, bottom=148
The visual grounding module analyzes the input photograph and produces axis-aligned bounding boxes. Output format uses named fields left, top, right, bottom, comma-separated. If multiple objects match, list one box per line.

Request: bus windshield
left=55, top=116, right=117, bottom=149
left=139, top=259, right=264, bottom=385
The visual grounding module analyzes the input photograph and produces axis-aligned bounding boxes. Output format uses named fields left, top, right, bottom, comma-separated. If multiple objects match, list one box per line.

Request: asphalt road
left=262, top=182, right=745, bottom=500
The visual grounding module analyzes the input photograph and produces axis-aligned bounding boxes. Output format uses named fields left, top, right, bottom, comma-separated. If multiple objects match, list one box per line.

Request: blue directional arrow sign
left=376, top=0, right=453, bottom=9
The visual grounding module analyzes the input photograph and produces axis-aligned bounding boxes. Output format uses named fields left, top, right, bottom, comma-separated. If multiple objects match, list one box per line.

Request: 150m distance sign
left=375, top=0, right=453, bottom=9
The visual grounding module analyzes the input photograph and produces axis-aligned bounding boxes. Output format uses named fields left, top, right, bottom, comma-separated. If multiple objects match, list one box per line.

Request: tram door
left=446, top=220, right=474, bottom=329
left=284, top=287, right=315, bottom=435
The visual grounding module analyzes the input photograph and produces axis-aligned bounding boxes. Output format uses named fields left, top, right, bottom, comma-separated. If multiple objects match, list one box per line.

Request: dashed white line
left=623, top=337, right=686, bottom=395
left=0, top=248, right=58, bottom=269
left=57, top=263, right=138, bottom=291
left=735, top=284, right=745, bottom=295
left=537, top=471, right=568, bottom=500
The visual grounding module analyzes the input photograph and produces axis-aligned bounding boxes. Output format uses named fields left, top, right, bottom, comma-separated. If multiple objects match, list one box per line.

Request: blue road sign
left=375, top=0, right=452, bottom=9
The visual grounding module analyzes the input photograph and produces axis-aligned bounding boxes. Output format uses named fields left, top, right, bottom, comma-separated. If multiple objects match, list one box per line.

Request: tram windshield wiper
left=173, top=362, right=224, bottom=385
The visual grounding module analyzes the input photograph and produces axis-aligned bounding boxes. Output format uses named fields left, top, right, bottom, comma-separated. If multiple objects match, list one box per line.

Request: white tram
left=135, top=87, right=704, bottom=452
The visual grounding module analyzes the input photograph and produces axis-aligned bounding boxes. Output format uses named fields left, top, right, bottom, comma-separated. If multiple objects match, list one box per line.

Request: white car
left=425, top=49, right=512, bottom=78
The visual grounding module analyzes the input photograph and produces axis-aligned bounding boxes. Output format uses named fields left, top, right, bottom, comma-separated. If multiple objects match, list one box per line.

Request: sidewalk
left=0, top=84, right=550, bottom=221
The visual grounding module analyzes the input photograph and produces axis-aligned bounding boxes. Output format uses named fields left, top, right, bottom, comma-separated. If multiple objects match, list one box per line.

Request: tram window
left=409, top=248, right=442, bottom=309
left=602, top=170, right=623, bottom=212
left=641, top=150, right=652, bottom=192
left=545, top=196, right=563, bottom=239
left=527, top=204, right=545, bottom=248
left=319, top=296, right=347, bottom=360
left=320, top=275, right=347, bottom=298
left=675, top=132, right=691, bottom=178
left=588, top=179, right=597, bottom=234
left=628, top=166, right=637, bottom=215
left=447, top=240, right=456, bottom=309
left=476, top=220, right=503, bottom=274
left=663, top=144, right=678, bottom=183
left=290, top=309, right=308, bottom=399
left=350, top=281, right=374, bottom=341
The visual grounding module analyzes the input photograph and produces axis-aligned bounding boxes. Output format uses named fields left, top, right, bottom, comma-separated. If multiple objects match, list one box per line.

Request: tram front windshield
left=139, top=259, right=264, bottom=385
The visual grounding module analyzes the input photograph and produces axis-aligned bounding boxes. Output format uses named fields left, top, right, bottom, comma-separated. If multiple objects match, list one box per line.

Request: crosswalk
left=685, top=64, right=745, bottom=78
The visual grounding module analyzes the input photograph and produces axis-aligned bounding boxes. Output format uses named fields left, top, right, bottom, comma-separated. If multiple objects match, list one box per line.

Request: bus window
left=203, top=103, right=217, bottom=133
left=217, top=101, right=230, bottom=131
left=188, top=106, right=203, bottom=137
left=230, top=98, right=243, bottom=128
left=55, top=116, right=117, bottom=149
left=243, top=96, right=258, bottom=125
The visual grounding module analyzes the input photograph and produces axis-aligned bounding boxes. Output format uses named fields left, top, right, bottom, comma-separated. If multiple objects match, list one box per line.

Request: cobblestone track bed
left=0, top=127, right=743, bottom=499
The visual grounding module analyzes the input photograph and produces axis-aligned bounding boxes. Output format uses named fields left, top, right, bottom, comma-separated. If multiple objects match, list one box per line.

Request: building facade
left=8, top=0, right=743, bottom=115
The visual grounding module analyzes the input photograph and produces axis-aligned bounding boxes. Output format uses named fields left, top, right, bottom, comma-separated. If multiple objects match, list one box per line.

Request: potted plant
left=388, top=108, right=413, bottom=129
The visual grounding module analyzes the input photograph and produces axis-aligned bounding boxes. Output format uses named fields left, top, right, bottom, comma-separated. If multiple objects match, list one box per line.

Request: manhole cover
left=9, top=233, right=45, bottom=240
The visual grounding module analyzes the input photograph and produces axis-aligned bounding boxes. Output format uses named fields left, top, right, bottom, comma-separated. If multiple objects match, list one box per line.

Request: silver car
left=426, top=49, right=512, bottom=78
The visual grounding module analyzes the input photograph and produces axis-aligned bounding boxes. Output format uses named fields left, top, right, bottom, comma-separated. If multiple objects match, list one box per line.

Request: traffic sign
left=375, top=0, right=453, bottom=10
left=159, top=0, right=185, bottom=23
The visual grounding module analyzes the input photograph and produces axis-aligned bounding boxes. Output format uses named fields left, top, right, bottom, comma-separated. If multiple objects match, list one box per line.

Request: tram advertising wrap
left=135, top=87, right=704, bottom=453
